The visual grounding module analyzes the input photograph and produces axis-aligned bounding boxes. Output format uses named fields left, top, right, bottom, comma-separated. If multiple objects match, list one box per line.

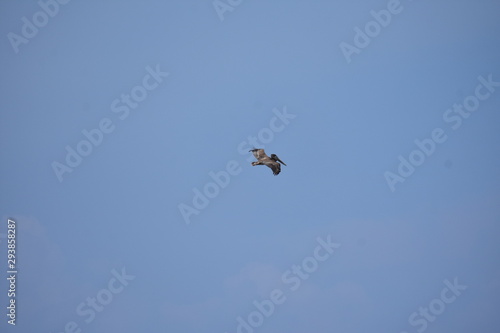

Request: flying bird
left=249, top=148, right=286, bottom=176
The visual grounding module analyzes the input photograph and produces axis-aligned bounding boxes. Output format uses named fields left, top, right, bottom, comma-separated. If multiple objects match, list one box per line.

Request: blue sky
left=1, top=0, right=500, bottom=332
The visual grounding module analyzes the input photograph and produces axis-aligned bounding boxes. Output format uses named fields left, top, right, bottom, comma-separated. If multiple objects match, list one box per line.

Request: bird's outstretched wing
left=263, top=160, right=281, bottom=175
left=251, top=148, right=267, bottom=160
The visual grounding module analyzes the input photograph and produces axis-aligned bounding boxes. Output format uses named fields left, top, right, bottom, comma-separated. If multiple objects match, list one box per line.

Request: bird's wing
left=264, top=161, right=281, bottom=175
left=252, top=149, right=267, bottom=160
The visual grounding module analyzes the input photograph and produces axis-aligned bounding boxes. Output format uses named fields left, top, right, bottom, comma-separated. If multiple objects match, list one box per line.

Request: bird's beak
left=277, top=157, right=286, bottom=166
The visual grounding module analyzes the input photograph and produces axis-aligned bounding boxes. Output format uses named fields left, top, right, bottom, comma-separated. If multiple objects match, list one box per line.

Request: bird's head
left=271, top=154, right=286, bottom=166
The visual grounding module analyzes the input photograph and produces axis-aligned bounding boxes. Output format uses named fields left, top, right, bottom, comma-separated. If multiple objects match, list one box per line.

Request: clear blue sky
left=1, top=1, right=500, bottom=332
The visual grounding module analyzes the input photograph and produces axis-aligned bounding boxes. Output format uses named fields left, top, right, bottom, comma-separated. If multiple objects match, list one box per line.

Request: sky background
left=1, top=0, right=500, bottom=332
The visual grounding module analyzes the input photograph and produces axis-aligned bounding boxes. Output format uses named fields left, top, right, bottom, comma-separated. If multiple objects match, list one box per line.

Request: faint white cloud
left=224, top=262, right=283, bottom=299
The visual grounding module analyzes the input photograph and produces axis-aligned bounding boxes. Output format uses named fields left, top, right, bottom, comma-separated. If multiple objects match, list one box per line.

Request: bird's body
left=249, top=148, right=286, bottom=175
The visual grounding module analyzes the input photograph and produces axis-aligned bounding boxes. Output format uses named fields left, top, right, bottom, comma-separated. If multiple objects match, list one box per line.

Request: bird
left=249, top=148, right=286, bottom=176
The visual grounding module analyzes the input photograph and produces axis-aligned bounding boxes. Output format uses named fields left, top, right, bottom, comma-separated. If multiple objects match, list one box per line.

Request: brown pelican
left=249, top=148, right=286, bottom=176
